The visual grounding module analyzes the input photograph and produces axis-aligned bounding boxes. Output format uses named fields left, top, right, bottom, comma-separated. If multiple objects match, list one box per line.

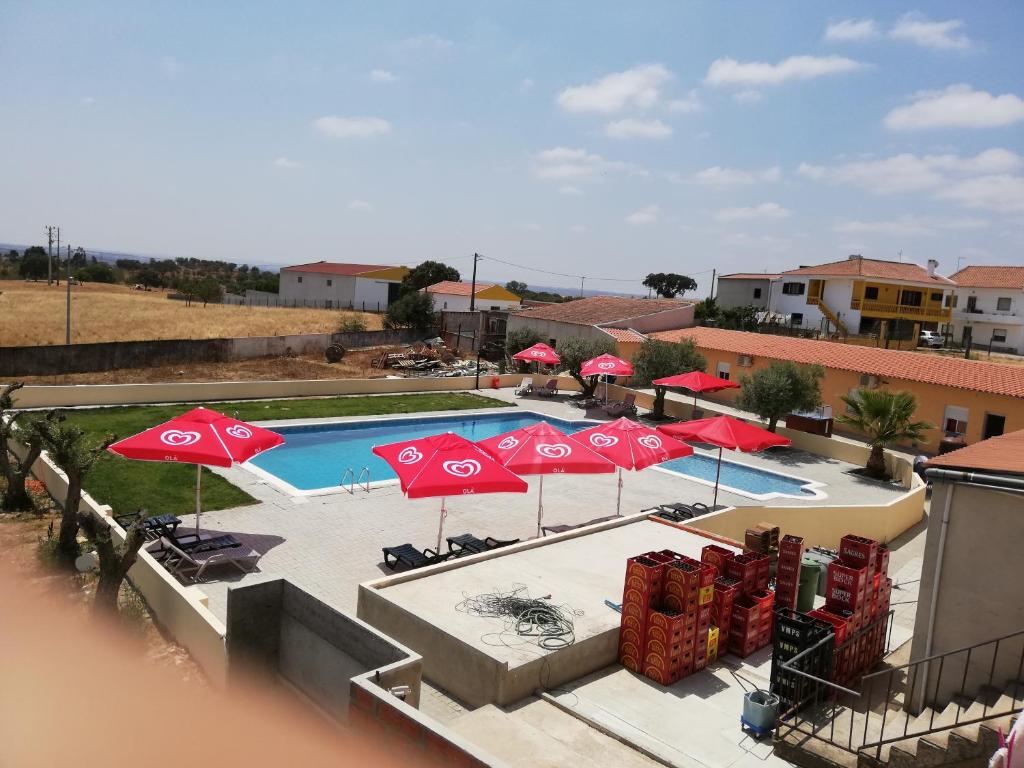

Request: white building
left=947, top=266, right=1024, bottom=353
left=278, top=261, right=409, bottom=310
left=715, top=273, right=778, bottom=310
left=422, top=281, right=522, bottom=312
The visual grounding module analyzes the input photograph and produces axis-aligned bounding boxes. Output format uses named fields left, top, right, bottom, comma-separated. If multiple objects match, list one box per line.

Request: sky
left=2, top=1, right=1022, bottom=296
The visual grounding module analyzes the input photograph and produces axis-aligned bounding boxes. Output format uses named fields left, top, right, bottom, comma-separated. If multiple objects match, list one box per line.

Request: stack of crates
left=618, top=553, right=669, bottom=673
left=701, top=544, right=735, bottom=577
left=725, top=549, right=773, bottom=656
left=770, top=608, right=834, bottom=710
left=750, top=588, right=776, bottom=647
left=775, top=535, right=804, bottom=611
left=712, top=575, right=740, bottom=644
left=644, top=609, right=689, bottom=684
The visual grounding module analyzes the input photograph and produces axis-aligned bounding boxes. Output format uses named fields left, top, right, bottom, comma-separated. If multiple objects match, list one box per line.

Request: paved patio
left=178, top=388, right=908, bottom=621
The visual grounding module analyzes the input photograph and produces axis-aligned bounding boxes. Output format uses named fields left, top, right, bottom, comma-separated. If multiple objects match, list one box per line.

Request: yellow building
left=650, top=327, right=1024, bottom=450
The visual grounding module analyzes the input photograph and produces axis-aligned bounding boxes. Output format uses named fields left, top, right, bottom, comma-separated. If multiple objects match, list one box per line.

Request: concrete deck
left=179, top=388, right=906, bottom=622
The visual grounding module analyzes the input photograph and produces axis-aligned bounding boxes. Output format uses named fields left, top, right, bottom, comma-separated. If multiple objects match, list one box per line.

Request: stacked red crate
left=749, top=588, right=776, bottom=647
left=726, top=552, right=765, bottom=595
left=701, top=544, right=735, bottom=578
left=712, top=576, right=739, bottom=643
left=775, top=535, right=804, bottom=611
left=619, top=553, right=668, bottom=672
left=644, top=609, right=690, bottom=684
left=728, top=593, right=762, bottom=657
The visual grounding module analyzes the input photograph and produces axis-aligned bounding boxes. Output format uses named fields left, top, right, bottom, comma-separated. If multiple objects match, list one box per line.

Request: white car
left=918, top=330, right=944, bottom=349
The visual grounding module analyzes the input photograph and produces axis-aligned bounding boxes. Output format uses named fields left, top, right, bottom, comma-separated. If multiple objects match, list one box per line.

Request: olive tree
left=555, top=336, right=618, bottom=398
left=736, top=361, right=825, bottom=432
left=631, top=339, right=707, bottom=420
left=0, top=383, right=54, bottom=511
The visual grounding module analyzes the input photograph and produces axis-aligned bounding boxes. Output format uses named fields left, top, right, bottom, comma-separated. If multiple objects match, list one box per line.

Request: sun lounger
left=535, top=379, right=559, bottom=398
left=571, top=395, right=602, bottom=409
left=382, top=544, right=449, bottom=570
left=446, top=533, right=520, bottom=556
left=158, top=537, right=260, bottom=583
left=145, top=532, right=240, bottom=561
left=515, top=377, right=534, bottom=397
left=602, top=392, right=637, bottom=418
left=114, top=512, right=182, bottom=541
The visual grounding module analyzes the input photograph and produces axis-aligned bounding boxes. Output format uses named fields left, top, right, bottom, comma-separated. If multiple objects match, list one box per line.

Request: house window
left=297, top=276, right=303, bottom=284
left=738, top=354, right=753, bottom=367
left=716, top=362, right=731, bottom=380
left=753, top=288, right=762, bottom=299
left=782, top=282, right=805, bottom=295
left=326, top=279, right=332, bottom=287
left=992, top=329, right=1008, bottom=343
left=443, top=301, right=448, bottom=309
left=490, top=305, right=500, bottom=310
left=930, top=292, right=942, bottom=302
left=864, top=286, right=879, bottom=300
left=900, top=290, right=923, bottom=307
left=997, top=297, right=1012, bottom=311
left=943, top=405, right=969, bottom=435
left=790, top=312, right=804, bottom=326
left=945, top=294, right=958, bottom=308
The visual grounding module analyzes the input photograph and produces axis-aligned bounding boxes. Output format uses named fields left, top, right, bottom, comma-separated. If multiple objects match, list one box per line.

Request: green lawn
left=63, top=393, right=509, bottom=518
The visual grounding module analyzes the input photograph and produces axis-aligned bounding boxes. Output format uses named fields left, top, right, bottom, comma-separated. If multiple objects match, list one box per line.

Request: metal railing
left=777, top=623, right=1024, bottom=761
left=853, top=300, right=952, bottom=321
left=341, top=466, right=371, bottom=494
left=806, top=296, right=849, bottom=335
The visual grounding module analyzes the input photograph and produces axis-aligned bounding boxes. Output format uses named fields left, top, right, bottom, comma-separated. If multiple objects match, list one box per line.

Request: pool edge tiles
left=652, top=449, right=828, bottom=502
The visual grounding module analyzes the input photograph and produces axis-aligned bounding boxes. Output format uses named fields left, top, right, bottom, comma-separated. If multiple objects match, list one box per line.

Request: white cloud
left=884, top=85, right=1024, bottom=131
left=369, top=69, right=397, bottom=83
left=705, top=55, right=863, bottom=87
left=533, top=147, right=645, bottom=182
left=625, top=205, right=661, bottom=226
left=398, top=33, right=454, bottom=53
left=798, top=149, right=1023, bottom=193
left=936, top=176, right=1024, bottom=214
left=519, top=78, right=534, bottom=92
left=715, top=202, right=791, bottom=222
left=834, top=215, right=989, bottom=236
left=825, top=18, right=879, bottom=42
left=690, top=166, right=781, bottom=188
left=733, top=90, right=763, bottom=105
left=273, top=157, right=302, bottom=169
left=160, top=56, right=181, bottom=77
left=559, top=185, right=583, bottom=196
left=570, top=224, right=587, bottom=233
left=890, top=13, right=970, bottom=50
left=557, top=64, right=671, bottom=113
left=313, top=116, right=392, bottom=139
left=80, top=96, right=96, bottom=105
left=605, top=118, right=672, bottom=139
left=666, top=90, right=703, bottom=114
left=348, top=200, right=374, bottom=213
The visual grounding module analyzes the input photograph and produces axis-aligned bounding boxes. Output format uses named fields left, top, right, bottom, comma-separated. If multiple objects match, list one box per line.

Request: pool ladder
left=341, top=466, right=371, bottom=494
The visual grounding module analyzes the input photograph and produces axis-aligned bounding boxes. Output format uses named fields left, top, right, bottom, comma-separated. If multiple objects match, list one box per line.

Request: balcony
left=851, top=299, right=951, bottom=322
left=951, top=308, right=1024, bottom=325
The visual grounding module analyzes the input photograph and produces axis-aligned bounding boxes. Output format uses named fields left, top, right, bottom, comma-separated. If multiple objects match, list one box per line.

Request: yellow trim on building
left=359, top=266, right=410, bottom=281
left=475, top=284, right=522, bottom=303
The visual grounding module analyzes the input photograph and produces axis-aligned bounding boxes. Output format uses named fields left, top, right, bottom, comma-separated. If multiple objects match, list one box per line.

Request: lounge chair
left=145, top=532, right=241, bottom=561
left=114, top=511, right=181, bottom=541
left=571, top=395, right=602, bottom=410
left=535, top=379, right=559, bottom=398
left=446, top=533, right=520, bottom=556
left=515, top=377, right=534, bottom=397
left=603, top=393, right=637, bottom=417
left=158, top=537, right=260, bottom=583
left=382, top=544, right=449, bottom=570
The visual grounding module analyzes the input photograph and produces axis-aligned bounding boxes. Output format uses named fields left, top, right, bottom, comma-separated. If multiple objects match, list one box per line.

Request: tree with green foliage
left=193, top=277, right=223, bottom=305
left=504, top=327, right=545, bottom=371
left=720, top=304, right=760, bottom=331
left=0, top=384, right=54, bottom=511
left=556, top=336, right=618, bottom=398
left=136, top=267, right=163, bottom=288
left=693, top=297, right=720, bottom=325
left=736, top=361, right=825, bottom=432
left=37, top=416, right=116, bottom=559
left=643, top=273, right=697, bottom=299
left=837, top=389, right=932, bottom=479
left=18, top=248, right=49, bottom=280
left=505, top=281, right=528, bottom=297
left=338, top=314, right=367, bottom=333
left=400, top=261, right=460, bottom=295
left=632, top=339, right=707, bottom=419
left=383, top=291, right=438, bottom=330
left=75, top=263, right=117, bottom=284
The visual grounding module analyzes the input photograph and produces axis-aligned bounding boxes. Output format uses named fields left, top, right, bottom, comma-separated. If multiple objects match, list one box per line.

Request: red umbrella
left=512, top=343, right=561, bottom=366
left=580, top=353, right=634, bottom=402
left=108, top=407, right=284, bottom=530
left=373, top=432, right=528, bottom=551
left=478, top=421, right=615, bottom=536
left=652, top=370, right=740, bottom=410
left=569, top=417, right=693, bottom=514
left=658, top=415, right=791, bottom=506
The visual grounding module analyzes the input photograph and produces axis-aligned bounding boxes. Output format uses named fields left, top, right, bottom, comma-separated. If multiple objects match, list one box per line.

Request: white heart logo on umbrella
left=589, top=434, right=619, bottom=448
left=597, top=361, right=617, bottom=370
left=529, top=350, right=544, bottom=357
left=160, top=429, right=201, bottom=447
left=225, top=424, right=252, bottom=440
left=497, top=436, right=520, bottom=450
left=536, top=443, right=571, bottom=459
left=398, top=447, right=423, bottom=464
left=443, top=459, right=481, bottom=478
left=638, top=435, right=662, bottom=450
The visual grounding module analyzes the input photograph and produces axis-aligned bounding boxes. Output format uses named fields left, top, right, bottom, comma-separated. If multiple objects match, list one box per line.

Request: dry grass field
left=0, top=281, right=381, bottom=346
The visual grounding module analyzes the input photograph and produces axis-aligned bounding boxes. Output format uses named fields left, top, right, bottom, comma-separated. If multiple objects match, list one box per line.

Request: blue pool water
left=247, top=411, right=821, bottom=499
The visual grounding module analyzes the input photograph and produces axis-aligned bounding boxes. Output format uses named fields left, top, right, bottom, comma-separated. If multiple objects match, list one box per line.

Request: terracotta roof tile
left=650, top=327, right=1024, bottom=398
left=781, top=257, right=955, bottom=285
left=424, top=280, right=497, bottom=296
left=282, top=261, right=402, bottom=276
left=601, top=328, right=647, bottom=343
left=925, top=429, right=1024, bottom=476
left=513, top=296, right=688, bottom=326
left=949, top=266, right=1024, bottom=290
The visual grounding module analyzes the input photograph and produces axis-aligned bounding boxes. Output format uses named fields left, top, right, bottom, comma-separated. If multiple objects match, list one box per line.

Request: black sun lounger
left=446, top=533, right=520, bottom=556
left=382, top=544, right=449, bottom=570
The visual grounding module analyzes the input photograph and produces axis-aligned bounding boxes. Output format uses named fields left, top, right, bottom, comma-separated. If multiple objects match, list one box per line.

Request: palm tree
left=837, top=389, right=932, bottom=479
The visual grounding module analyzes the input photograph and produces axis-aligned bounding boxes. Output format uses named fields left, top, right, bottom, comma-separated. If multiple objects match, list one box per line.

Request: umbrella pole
left=536, top=475, right=544, bottom=538
left=195, top=464, right=202, bottom=532
left=436, top=497, right=448, bottom=553
left=616, top=467, right=623, bottom=516
left=713, top=446, right=722, bottom=509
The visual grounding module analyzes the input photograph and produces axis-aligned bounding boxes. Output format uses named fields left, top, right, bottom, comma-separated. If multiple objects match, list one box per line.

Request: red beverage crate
left=875, top=545, right=890, bottom=577
left=809, top=606, right=854, bottom=646
left=840, top=535, right=878, bottom=572
left=825, top=561, right=869, bottom=612
left=754, top=556, right=771, bottom=591
left=619, top=638, right=643, bottom=672
left=779, top=534, right=805, bottom=558
left=664, top=560, right=702, bottom=589
left=645, top=637, right=685, bottom=664
left=625, top=554, right=667, bottom=595
left=647, top=610, right=688, bottom=643
left=726, top=552, right=761, bottom=594
left=701, top=544, right=736, bottom=577
left=619, top=625, right=643, bottom=649
left=728, top=628, right=761, bottom=658
left=731, top=594, right=761, bottom=633
left=662, top=592, right=695, bottom=613
left=749, top=588, right=775, bottom=615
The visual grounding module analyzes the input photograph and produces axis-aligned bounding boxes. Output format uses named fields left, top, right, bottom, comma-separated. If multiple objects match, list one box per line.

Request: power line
left=479, top=253, right=716, bottom=285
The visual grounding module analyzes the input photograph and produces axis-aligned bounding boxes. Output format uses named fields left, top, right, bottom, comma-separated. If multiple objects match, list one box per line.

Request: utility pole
left=55, top=227, right=61, bottom=286
left=579, top=276, right=585, bottom=298
left=709, top=269, right=716, bottom=300
left=45, top=225, right=59, bottom=285
left=469, top=253, right=481, bottom=311
left=65, top=245, right=72, bottom=345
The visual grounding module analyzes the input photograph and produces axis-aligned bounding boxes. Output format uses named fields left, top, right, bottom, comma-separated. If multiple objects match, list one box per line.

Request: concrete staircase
left=808, top=296, right=849, bottom=336
left=777, top=680, right=1022, bottom=768
left=449, top=697, right=657, bottom=768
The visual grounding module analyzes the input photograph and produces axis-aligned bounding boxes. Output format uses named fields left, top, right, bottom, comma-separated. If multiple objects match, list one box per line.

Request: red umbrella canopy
left=580, top=353, right=634, bottom=378
left=652, top=370, right=740, bottom=393
left=477, top=421, right=616, bottom=476
left=108, top=407, right=284, bottom=467
left=512, top=343, right=561, bottom=365
left=372, top=432, right=528, bottom=499
left=658, top=415, right=791, bottom=452
left=570, top=417, right=693, bottom=471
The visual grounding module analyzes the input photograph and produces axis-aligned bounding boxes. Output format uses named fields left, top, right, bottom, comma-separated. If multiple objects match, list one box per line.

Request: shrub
left=338, top=315, right=368, bottom=333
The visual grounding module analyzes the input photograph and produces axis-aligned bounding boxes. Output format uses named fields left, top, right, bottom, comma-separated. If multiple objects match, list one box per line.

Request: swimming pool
left=245, top=410, right=825, bottom=500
